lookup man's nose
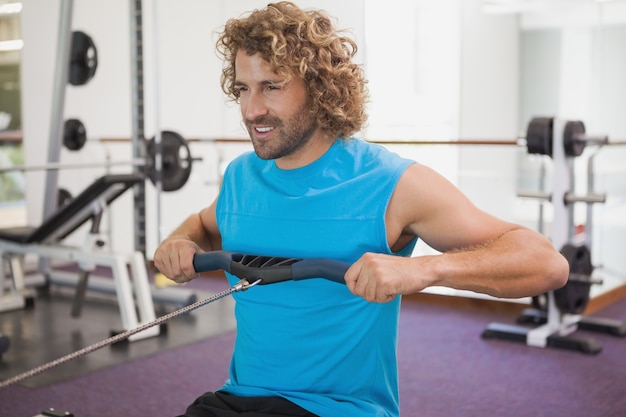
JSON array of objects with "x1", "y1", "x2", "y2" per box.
[{"x1": 242, "y1": 90, "x2": 269, "y2": 121}]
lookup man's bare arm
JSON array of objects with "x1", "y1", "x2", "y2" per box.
[{"x1": 346, "y1": 164, "x2": 569, "y2": 303}]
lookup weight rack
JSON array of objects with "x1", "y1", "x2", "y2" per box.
[{"x1": 482, "y1": 117, "x2": 626, "y2": 354}]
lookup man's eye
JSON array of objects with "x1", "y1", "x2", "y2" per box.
[{"x1": 234, "y1": 86, "x2": 248, "y2": 96}]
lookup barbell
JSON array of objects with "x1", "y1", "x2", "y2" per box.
[
  {"x1": 363, "y1": 117, "x2": 613, "y2": 155},
  {"x1": 526, "y1": 117, "x2": 609, "y2": 157},
  {"x1": 1, "y1": 117, "x2": 611, "y2": 192},
  {"x1": 0, "y1": 131, "x2": 197, "y2": 192}
]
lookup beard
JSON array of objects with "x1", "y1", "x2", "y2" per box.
[{"x1": 245, "y1": 101, "x2": 318, "y2": 161}]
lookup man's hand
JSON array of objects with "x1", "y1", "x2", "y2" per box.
[
  {"x1": 345, "y1": 253, "x2": 433, "y2": 303},
  {"x1": 153, "y1": 238, "x2": 203, "y2": 283}
]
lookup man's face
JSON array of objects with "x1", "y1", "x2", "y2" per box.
[{"x1": 234, "y1": 51, "x2": 320, "y2": 168}]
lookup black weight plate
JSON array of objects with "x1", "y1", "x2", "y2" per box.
[
  {"x1": 69, "y1": 31, "x2": 98, "y2": 86},
  {"x1": 57, "y1": 187, "x2": 73, "y2": 208},
  {"x1": 563, "y1": 121, "x2": 586, "y2": 157},
  {"x1": 526, "y1": 117, "x2": 553, "y2": 156},
  {"x1": 147, "y1": 131, "x2": 192, "y2": 192},
  {"x1": 554, "y1": 243, "x2": 593, "y2": 314},
  {"x1": 63, "y1": 118, "x2": 87, "y2": 151}
]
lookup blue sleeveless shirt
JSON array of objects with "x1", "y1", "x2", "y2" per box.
[{"x1": 216, "y1": 138, "x2": 415, "y2": 417}]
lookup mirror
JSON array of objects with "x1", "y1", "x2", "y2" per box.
[{"x1": 0, "y1": 0, "x2": 24, "y2": 224}]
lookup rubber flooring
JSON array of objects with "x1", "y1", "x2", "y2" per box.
[{"x1": 0, "y1": 283, "x2": 235, "y2": 388}]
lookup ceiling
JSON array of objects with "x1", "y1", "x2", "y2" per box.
[{"x1": 482, "y1": 0, "x2": 621, "y2": 14}]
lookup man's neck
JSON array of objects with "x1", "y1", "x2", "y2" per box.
[{"x1": 275, "y1": 133, "x2": 336, "y2": 170}]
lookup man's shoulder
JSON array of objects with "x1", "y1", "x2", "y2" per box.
[{"x1": 340, "y1": 137, "x2": 415, "y2": 168}]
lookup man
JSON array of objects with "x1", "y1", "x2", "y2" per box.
[{"x1": 154, "y1": 2, "x2": 569, "y2": 416}]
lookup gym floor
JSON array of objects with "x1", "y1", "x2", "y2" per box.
[
  {"x1": 2, "y1": 268, "x2": 626, "y2": 417},
  {"x1": 0, "y1": 272, "x2": 235, "y2": 389}
]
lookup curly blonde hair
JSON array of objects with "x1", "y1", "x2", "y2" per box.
[{"x1": 215, "y1": 1, "x2": 368, "y2": 138}]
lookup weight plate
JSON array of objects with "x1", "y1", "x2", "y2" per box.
[
  {"x1": 57, "y1": 187, "x2": 73, "y2": 208},
  {"x1": 147, "y1": 131, "x2": 192, "y2": 192},
  {"x1": 69, "y1": 31, "x2": 98, "y2": 86},
  {"x1": 554, "y1": 243, "x2": 594, "y2": 314},
  {"x1": 63, "y1": 118, "x2": 87, "y2": 151},
  {"x1": 563, "y1": 120, "x2": 586, "y2": 157},
  {"x1": 526, "y1": 117, "x2": 553, "y2": 156}
]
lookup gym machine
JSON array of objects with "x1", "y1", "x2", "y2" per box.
[
  {"x1": 0, "y1": 0, "x2": 201, "y2": 352},
  {"x1": 482, "y1": 117, "x2": 626, "y2": 354},
  {"x1": 0, "y1": 174, "x2": 160, "y2": 343}
]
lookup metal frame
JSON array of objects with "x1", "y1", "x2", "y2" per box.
[{"x1": 0, "y1": 237, "x2": 159, "y2": 342}]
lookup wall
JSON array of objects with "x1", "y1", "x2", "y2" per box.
[
  {"x1": 518, "y1": 1, "x2": 626, "y2": 290},
  {"x1": 458, "y1": 0, "x2": 521, "y2": 222},
  {"x1": 19, "y1": 0, "x2": 366, "y2": 255},
  {"x1": 19, "y1": 1, "x2": 536, "y2": 271}
]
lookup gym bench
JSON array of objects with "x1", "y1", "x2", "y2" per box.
[{"x1": 0, "y1": 173, "x2": 159, "y2": 342}]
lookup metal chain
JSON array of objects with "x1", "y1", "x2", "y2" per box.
[{"x1": 0, "y1": 278, "x2": 259, "y2": 390}]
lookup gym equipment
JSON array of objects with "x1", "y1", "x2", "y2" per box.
[
  {"x1": 69, "y1": 31, "x2": 97, "y2": 86},
  {"x1": 146, "y1": 130, "x2": 193, "y2": 192},
  {"x1": 0, "y1": 251, "x2": 349, "y2": 390},
  {"x1": 1, "y1": 1, "x2": 196, "y2": 340},
  {"x1": 482, "y1": 117, "x2": 626, "y2": 354},
  {"x1": 0, "y1": 132, "x2": 198, "y2": 192},
  {"x1": 525, "y1": 117, "x2": 608, "y2": 157},
  {"x1": 130, "y1": 0, "x2": 148, "y2": 256},
  {"x1": 34, "y1": 410, "x2": 74, "y2": 417},
  {"x1": 192, "y1": 251, "x2": 348, "y2": 285},
  {"x1": 0, "y1": 333, "x2": 9, "y2": 358},
  {"x1": 553, "y1": 244, "x2": 596, "y2": 315},
  {"x1": 40, "y1": 0, "x2": 148, "y2": 259},
  {"x1": 62, "y1": 118, "x2": 87, "y2": 151},
  {"x1": 57, "y1": 188, "x2": 73, "y2": 208},
  {"x1": 526, "y1": 117, "x2": 553, "y2": 156},
  {"x1": 0, "y1": 174, "x2": 159, "y2": 342},
  {"x1": 42, "y1": 0, "x2": 74, "y2": 229}
]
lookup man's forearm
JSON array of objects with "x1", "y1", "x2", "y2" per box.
[{"x1": 432, "y1": 228, "x2": 569, "y2": 299}]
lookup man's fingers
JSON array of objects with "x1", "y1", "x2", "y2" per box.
[
  {"x1": 154, "y1": 241, "x2": 201, "y2": 283},
  {"x1": 345, "y1": 254, "x2": 398, "y2": 303}
]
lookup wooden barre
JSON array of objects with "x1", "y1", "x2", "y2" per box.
[
  {"x1": 99, "y1": 138, "x2": 525, "y2": 145},
  {"x1": 1, "y1": 136, "x2": 619, "y2": 147},
  {"x1": 97, "y1": 137, "x2": 626, "y2": 146}
]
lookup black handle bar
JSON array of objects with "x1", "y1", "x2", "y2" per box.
[{"x1": 192, "y1": 251, "x2": 349, "y2": 285}]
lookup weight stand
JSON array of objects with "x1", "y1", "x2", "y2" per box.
[
  {"x1": 0, "y1": 253, "x2": 29, "y2": 313},
  {"x1": 516, "y1": 308, "x2": 626, "y2": 337},
  {"x1": 0, "y1": 242, "x2": 159, "y2": 343},
  {"x1": 482, "y1": 118, "x2": 624, "y2": 354},
  {"x1": 33, "y1": 408, "x2": 74, "y2": 417}
]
